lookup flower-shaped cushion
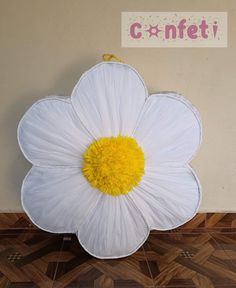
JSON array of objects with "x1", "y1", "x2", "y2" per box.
[{"x1": 18, "y1": 62, "x2": 202, "y2": 259}]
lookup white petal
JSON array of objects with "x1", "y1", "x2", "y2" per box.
[
  {"x1": 130, "y1": 165, "x2": 201, "y2": 230},
  {"x1": 71, "y1": 62, "x2": 148, "y2": 138},
  {"x1": 134, "y1": 93, "x2": 202, "y2": 166},
  {"x1": 18, "y1": 97, "x2": 93, "y2": 167},
  {"x1": 22, "y1": 166, "x2": 101, "y2": 233},
  {"x1": 77, "y1": 194, "x2": 149, "y2": 259}
]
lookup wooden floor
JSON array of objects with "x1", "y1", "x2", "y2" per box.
[{"x1": 0, "y1": 213, "x2": 236, "y2": 287}]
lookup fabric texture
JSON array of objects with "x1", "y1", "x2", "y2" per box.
[{"x1": 18, "y1": 62, "x2": 202, "y2": 259}]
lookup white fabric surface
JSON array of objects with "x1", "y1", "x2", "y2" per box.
[
  {"x1": 130, "y1": 165, "x2": 201, "y2": 230},
  {"x1": 18, "y1": 62, "x2": 202, "y2": 259},
  {"x1": 71, "y1": 62, "x2": 148, "y2": 138},
  {"x1": 134, "y1": 93, "x2": 202, "y2": 167},
  {"x1": 77, "y1": 194, "x2": 149, "y2": 259},
  {"x1": 18, "y1": 96, "x2": 93, "y2": 167},
  {"x1": 22, "y1": 166, "x2": 101, "y2": 233}
]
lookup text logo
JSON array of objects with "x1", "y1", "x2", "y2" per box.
[{"x1": 122, "y1": 12, "x2": 227, "y2": 47}]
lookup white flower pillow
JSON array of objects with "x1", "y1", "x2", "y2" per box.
[{"x1": 18, "y1": 62, "x2": 202, "y2": 259}]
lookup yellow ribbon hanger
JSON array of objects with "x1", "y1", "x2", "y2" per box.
[{"x1": 102, "y1": 54, "x2": 124, "y2": 63}]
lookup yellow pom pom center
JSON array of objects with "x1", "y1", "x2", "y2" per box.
[{"x1": 82, "y1": 136, "x2": 145, "y2": 196}]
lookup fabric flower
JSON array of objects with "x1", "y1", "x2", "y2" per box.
[{"x1": 18, "y1": 62, "x2": 202, "y2": 259}]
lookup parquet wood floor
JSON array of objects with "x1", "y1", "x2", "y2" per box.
[{"x1": 0, "y1": 213, "x2": 236, "y2": 287}]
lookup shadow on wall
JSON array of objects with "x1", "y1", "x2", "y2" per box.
[{"x1": 4, "y1": 56, "x2": 98, "y2": 209}]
